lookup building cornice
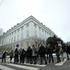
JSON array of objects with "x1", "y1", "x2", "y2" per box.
[{"x1": 2, "y1": 15, "x2": 55, "y2": 37}]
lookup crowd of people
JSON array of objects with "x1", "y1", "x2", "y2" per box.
[{"x1": 1, "y1": 36, "x2": 70, "y2": 65}]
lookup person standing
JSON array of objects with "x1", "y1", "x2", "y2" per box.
[
  {"x1": 2, "y1": 51, "x2": 7, "y2": 63},
  {"x1": 32, "y1": 45, "x2": 37, "y2": 64},
  {"x1": 55, "y1": 41, "x2": 61, "y2": 63},
  {"x1": 20, "y1": 48, "x2": 26, "y2": 64},
  {"x1": 47, "y1": 44, "x2": 54, "y2": 63},
  {"x1": 66, "y1": 44, "x2": 70, "y2": 60},
  {"x1": 9, "y1": 50, "x2": 13, "y2": 63},
  {"x1": 26, "y1": 46, "x2": 32, "y2": 64},
  {"x1": 58, "y1": 41, "x2": 64, "y2": 61},
  {"x1": 14, "y1": 48, "x2": 19, "y2": 64},
  {"x1": 38, "y1": 44, "x2": 47, "y2": 64}
]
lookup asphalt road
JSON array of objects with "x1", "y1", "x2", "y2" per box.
[
  {"x1": 0, "y1": 58, "x2": 70, "y2": 70},
  {"x1": 0, "y1": 53, "x2": 70, "y2": 70}
]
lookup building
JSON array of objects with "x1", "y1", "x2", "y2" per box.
[
  {"x1": 0, "y1": 16, "x2": 55, "y2": 51},
  {"x1": 0, "y1": 28, "x2": 3, "y2": 36}
]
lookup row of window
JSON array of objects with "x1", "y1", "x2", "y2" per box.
[
  {"x1": 7, "y1": 23, "x2": 48, "y2": 38},
  {"x1": 1, "y1": 33, "x2": 49, "y2": 46},
  {"x1": 0, "y1": 23, "x2": 51, "y2": 46}
]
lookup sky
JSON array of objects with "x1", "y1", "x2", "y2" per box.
[{"x1": 0, "y1": 0, "x2": 70, "y2": 42}]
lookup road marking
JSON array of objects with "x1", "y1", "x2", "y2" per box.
[
  {"x1": 55, "y1": 58, "x2": 67, "y2": 66},
  {"x1": 24, "y1": 63, "x2": 46, "y2": 67},
  {"x1": 0, "y1": 65, "x2": 15, "y2": 70},
  {"x1": 7, "y1": 63, "x2": 39, "y2": 70}
]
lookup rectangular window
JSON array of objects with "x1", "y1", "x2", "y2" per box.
[
  {"x1": 34, "y1": 23, "x2": 37, "y2": 28},
  {"x1": 21, "y1": 26, "x2": 24, "y2": 30},
  {"x1": 26, "y1": 23, "x2": 29, "y2": 27},
  {"x1": 17, "y1": 29, "x2": 20, "y2": 32},
  {"x1": 14, "y1": 36, "x2": 15, "y2": 42},
  {"x1": 26, "y1": 30, "x2": 29, "y2": 37}
]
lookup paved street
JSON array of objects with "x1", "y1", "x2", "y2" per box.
[
  {"x1": 0, "y1": 59, "x2": 70, "y2": 70},
  {"x1": 0, "y1": 62, "x2": 46, "y2": 70},
  {"x1": 40, "y1": 59, "x2": 70, "y2": 70},
  {"x1": 0, "y1": 54, "x2": 70, "y2": 70}
]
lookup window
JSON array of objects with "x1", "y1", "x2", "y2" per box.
[
  {"x1": 34, "y1": 23, "x2": 37, "y2": 28},
  {"x1": 42, "y1": 29, "x2": 43, "y2": 32},
  {"x1": 39, "y1": 27, "x2": 41, "y2": 30},
  {"x1": 15, "y1": 30, "x2": 16, "y2": 34},
  {"x1": 17, "y1": 29, "x2": 20, "y2": 32},
  {"x1": 17, "y1": 35, "x2": 19, "y2": 40},
  {"x1": 26, "y1": 23, "x2": 29, "y2": 27},
  {"x1": 26, "y1": 30, "x2": 29, "y2": 37},
  {"x1": 35, "y1": 30, "x2": 37, "y2": 37},
  {"x1": 27, "y1": 41, "x2": 29, "y2": 46},
  {"x1": 21, "y1": 26, "x2": 24, "y2": 30},
  {"x1": 14, "y1": 36, "x2": 16, "y2": 42},
  {"x1": 12, "y1": 32, "x2": 13, "y2": 35},
  {"x1": 12, "y1": 37, "x2": 13, "y2": 42}
]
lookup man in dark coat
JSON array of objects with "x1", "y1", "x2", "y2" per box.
[
  {"x1": 38, "y1": 44, "x2": 47, "y2": 64},
  {"x1": 20, "y1": 48, "x2": 26, "y2": 64},
  {"x1": 47, "y1": 44, "x2": 54, "y2": 63},
  {"x1": 2, "y1": 51, "x2": 7, "y2": 63},
  {"x1": 66, "y1": 44, "x2": 70, "y2": 60},
  {"x1": 14, "y1": 48, "x2": 19, "y2": 63},
  {"x1": 26, "y1": 46, "x2": 32, "y2": 64}
]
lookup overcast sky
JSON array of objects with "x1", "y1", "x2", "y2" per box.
[{"x1": 0, "y1": 0, "x2": 70, "y2": 42}]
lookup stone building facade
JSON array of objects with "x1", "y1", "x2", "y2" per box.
[{"x1": 0, "y1": 16, "x2": 55, "y2": 51}]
